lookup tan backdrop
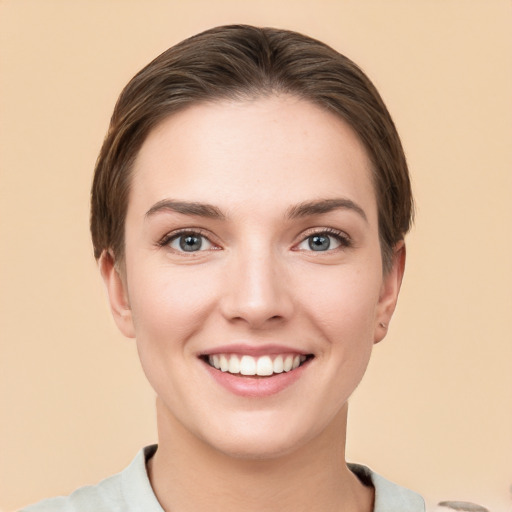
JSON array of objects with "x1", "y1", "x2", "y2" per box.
[{"x1": 1, "y1": 1, "x2": 511, "y2": 510}]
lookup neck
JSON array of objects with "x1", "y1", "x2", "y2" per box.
[{"x1": 148, "y1": 399, "x2": 374, "y2": 512}]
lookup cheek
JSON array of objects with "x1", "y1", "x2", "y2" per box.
[
  {"x1": 125, "y1": 265, "x2": 217, "y2": 397},
  {"x1": 297, "y1": 263, "x2": 382, "y2": 332},
  {"x1": 126, "y1": 262, "x2": 220, "y2": 342}
]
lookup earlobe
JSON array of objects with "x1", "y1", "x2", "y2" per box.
[
  {"x1": 374, "y1": 242, "x2": 406, "y2": 344},
  {"x1": 98, "y1": 250, "x2": 136, "y2": 338}
]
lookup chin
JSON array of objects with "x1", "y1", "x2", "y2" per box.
[
  {"x1": 196, "y1": 411, "x2": 326, "y2": 461},
  {"x1": 208, "y1": 432, "x2": 306, "y2": 461}
]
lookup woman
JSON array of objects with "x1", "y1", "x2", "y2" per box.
[{"x1": 23, "y1": 24, "x2": 423, "y2": 511}]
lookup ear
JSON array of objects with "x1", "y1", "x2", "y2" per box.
[
  {"x1": 98, "y1": 250, "x2": 135, "y2": 338},
  {"x1": 374, "y1": 241, "x2": 406, "y2": 344}
]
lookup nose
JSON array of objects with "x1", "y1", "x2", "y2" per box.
[{"x1": 220, "y1": 245, "x2": 294, "y2": 329}]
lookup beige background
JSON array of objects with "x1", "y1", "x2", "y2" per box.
[{"x1": 1, "y1": 1, "x2": 511, "y2": 510}]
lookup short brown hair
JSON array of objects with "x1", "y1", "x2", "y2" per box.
[{"x1": 91, "y1": 24, "x2": 413, "y2": 272}]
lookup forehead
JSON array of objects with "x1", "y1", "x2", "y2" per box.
[{"x1": 129, "y1": 95, "x2": 376, "y2": 219}]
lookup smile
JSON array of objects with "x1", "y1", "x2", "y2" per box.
[{"x1": 207, "y1": 354, "x2": 310, "y2": 376}]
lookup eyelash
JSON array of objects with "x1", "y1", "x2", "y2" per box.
[
  {"x1": 157, "y1": 229, "x2": 218, "y2": 252},
  {"x1": 157, "y1": 227, "x2": 352, "y2": 253},
  {"x1": 295, "y1": 228, "x2": 352, "y2": 252}
]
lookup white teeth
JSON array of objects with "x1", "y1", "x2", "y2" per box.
[
  {"x1": 219, "y1": 355, "x2": 229, "y2": 372},
  {"x1": 273, "y1": 355, "x2": 284, "y2": 373},
  {"x1": 256, "y1": 356, "x2": 273, "y2": 376},
  {"x1": 228, "y1": 355, "x2": 240, "y2": 374},
  {"x1": 240, "y1": 355, "x2": 256, "y2": 375},
  {"x1": 207, "y1": 353, "x2": 308, "y2": 376}
]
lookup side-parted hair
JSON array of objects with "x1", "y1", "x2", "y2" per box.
[{"x1": 91, "y1": 24, "x2": 413, "y2": 272}]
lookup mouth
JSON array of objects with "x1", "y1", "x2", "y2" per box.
[{"x1": 201, "y1": 353, "x2": 314, "y2": 377}]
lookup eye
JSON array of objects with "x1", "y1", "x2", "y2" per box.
[
  {"x1": 164, "y1": 231, "x2": 215, "y2": 253},
  {"x1": 295, "y1": 230, "x2": 350, "y2": 252}
]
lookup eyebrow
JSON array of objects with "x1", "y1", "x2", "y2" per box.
[
  {"x1": 145, "y1": 200, "x2": 225, "y2": 219},
  {"x1": 145, "y1": 197, "x2": 367, "y2": 223},
  {"x1": 286, "y1": 198, "x2": 368, "y2": 222}
]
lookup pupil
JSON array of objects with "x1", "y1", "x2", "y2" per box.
[
  {"x1": 309, "y1": 235, "x2": 330, "y2": 251},
  {"x1": 180, "y1": 235, "x2": 202, "y2": 252}
]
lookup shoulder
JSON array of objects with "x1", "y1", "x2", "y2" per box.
[
  {"x1": 20, "y1": 472, "x2": 124, "y2": 512},
  {"x1": 20, "y1": 446, "x2": 162, "y2": 512},
  {"x1": 349, "y1": 463, "x2": 425, "y2": 512}
]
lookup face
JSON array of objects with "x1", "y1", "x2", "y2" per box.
[{"x1": 101, "y1": 95, "x2": 404, "y2": 459}]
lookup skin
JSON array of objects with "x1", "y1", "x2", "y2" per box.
[{"x1": 100, "y1": 95, "x2": 405, "y2": 512}]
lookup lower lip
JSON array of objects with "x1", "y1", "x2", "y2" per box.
[{"x1": 202, "y1": 359, "x2": 310, "y2": 397}]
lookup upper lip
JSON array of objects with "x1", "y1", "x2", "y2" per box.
[{"x1": 198, "y1": 343, "x2": 312, "y2": 357}]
